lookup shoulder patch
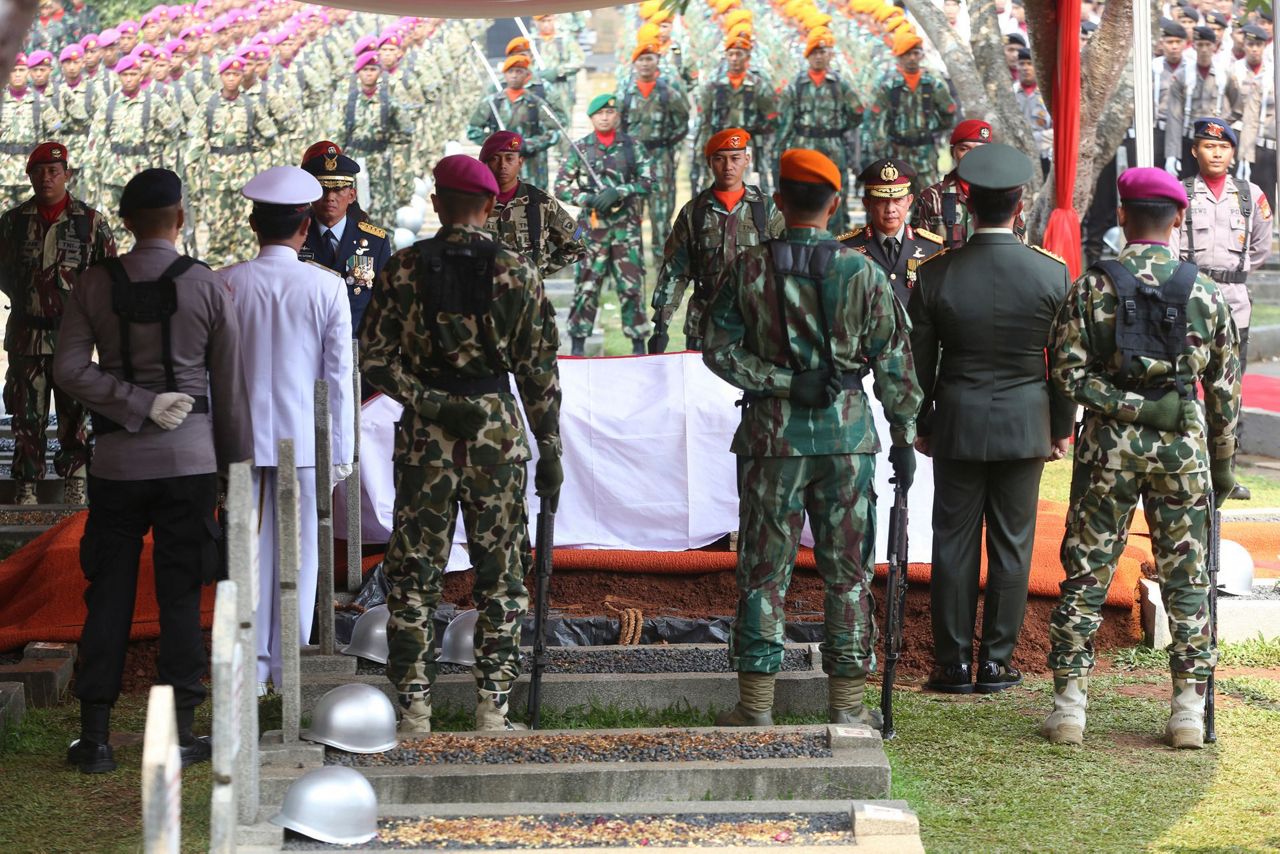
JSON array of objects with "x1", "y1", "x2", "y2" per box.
[
  {"x1": 304, "y1": 260, "x2": 342, "y2": 278},
  {"x1": 1032, "y1": 245, "x2": 1066, "y2": 265},
  {"x1": 1258, "y1": 193, "x2": 1272, "y2": 221},
  {"x1": 915, "y1": 228, "x2": 943, "y2": 244},
  {"x1": 834, "y1": 229, "x2": 859, "y2": 242},
  {"x1": 358, "y1": 221, "x2": 387, "y2": 239}
]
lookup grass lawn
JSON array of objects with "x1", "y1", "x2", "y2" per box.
[
  {"x1": 1250, "y1": 302, "x2": 1280, "y2": 327},
  {"x1": 1039, "y1": 451, "x2": 1280, "y2": 506}
]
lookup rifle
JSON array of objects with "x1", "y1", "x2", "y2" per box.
[
  {"x1": 527, "y1": 506, "x2": 555, "y2": 729},
  {"x1": 880, "y1": 478, "x2": 909, "y2": 739},
  {"x1": 1205, "y1": 489, "x2": 1219, "y2": 743},
  {"x1": 513, "y1": 17, "x2": 545, "y2": 69}
]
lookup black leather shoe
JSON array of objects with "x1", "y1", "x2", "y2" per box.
[
  {"x1": 1230, "y1": 483, "x2": 1251, "y2": 501},
  {"x1": 180, "y1": 736, "x2": 213, "y2": 768},
  {"x1": 975, "y1": 661, "x2": 1023, "y2": 694},
  {"x1": 66, "y1": 739, "x2": 117, "y2": 774},
  {"x1": 924, "y1": 663, "x2": 974, "y2": 694}
]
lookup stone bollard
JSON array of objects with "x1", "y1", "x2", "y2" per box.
[
  {"x1": 346, "y1": 338, "x2": 362, "y2": 593},
  {"x1": 225, "y1": 462, "x2": 260, "y2": 825},
  {"x1": 277, "y1": 439, "x2": 302, "y2": 744},
  {"x1": 141, "y1": 685, "x2": 181, "y2": 854},
  {"x1": 314, "y1": 379, "x2": 335, "y2": 655},
  {"x1": 209, "y1": 580, "x2": 241, "y2": 853}
]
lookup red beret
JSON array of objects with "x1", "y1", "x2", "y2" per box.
[
  {"x1": 479, "y1": 131, "x2": 525, "y2": 162},
  {"x1": 1117, "y1": 167, "x2": 1188, "y2": 210},
  {"x1": 27, "y1": 141, "x2": 68, "y2": 172},
  {"x1": 951, "y1": 119, "x2": 992, "y2": 145},
  {"x1": 301, "y1": 139, "x2": 342, "y2": 165},
  {"x1": 433, "y1": 154, "x2": 499, "y2": 196}
]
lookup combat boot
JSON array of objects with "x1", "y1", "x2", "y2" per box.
[
  {"x1": 397, "y1": 691, "x2": 432, "y2": 736},
  {"x1": 1040, "y1": 673, "x2": 1088, "y2": 746},
  {"x1": 476, "y1": 684, "x2": 527, "y2": 731},
  {"x1": 631, "y1": 338, "x2": 645, "y2": 356},
  {"x1": 715, "y1": 672, "x2": 775, "y2": 726},
  {"x1": 175, "y1": 707, "x2": 211, "y2": 768},
  {"x1": 828, "y1": 675, "x2": 883, "y2": 729},
  {"x1": 570, "y1": 337, "x2": 585, "y2": 357},
  {"x1": 1165, "y1": 676, "x2": 1207, "y2": 749},
  {"x1": 14, "y1": 480, "x2": 38, "y2": 505},
  {"x1": 63, "y1": 474, "x2": 87, "y2": 506}
]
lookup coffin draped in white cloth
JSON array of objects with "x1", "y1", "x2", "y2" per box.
[{"x1": 335, "y1": 353, "x2": 935, "y2": 568}]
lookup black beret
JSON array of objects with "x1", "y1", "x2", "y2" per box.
[
  {"x1": 1081, "y1": 20, "x2": 1100, "y2": 34},
  {"x1": 1206, "y1": 11, "x2": 1228, "y2": 27},
  {"x1": 1192, "y1": 25, "x2": 1216, "y2": 41},
  {"x1": 119, "y1": 168, "x2": 182, "y2": 215},
  {"x1": 1261, "y1": 8, "x2": 1274, "y2": 22},
  {"x1": 1016, "y1": 47, "x2": 1032, "y2": 61},
  {"x1": 1006, "y1": 32, "x2": 1027, "y2": 47},
  {"x1": 1243, "y1": 23, "x2": 1270, "y2": 41},
  {"x1": 1160, "y1": 17, "x2": 1188, "y2": 39}
]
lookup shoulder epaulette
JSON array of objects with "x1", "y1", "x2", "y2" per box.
[
  {"x1": 1032, "y1": 245, "x2": 1066, "y2": 265},
  {"x1": 915, "y1": 228, "x2": 943, "y2": 244},
  {"x1": 305, "y1": 260, "x2": 341, "y2": 278},
  {"x1": 918, "y1": 247, "x2": 949, "y2": 265},
  {"x1": 834, "y1": 229, "x2": 859, "y2": 242},
  {"x1": 358, "y1": 221, "x2": 387, "y2": 239}
]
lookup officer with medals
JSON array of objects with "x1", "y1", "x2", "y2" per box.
[
  {"x1": 298, "y1": 140, "x2": 392, "y2": 336},
  {"x1": 838, "y1": 158, "x2": 943, "y2": 306}
]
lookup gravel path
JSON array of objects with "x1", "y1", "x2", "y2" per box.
[{"x1": 356, "y1": 646, "x2": 810, "y2": 676}]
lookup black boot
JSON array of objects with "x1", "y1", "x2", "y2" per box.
[
  {"x1": 176, "y1": 707, "x2": 212, "y2": 768},
  {"x1": 570, "y1": 337, "x2": 585, "y2": 357},
  {"x1": 67, "y1": 702, "x2": 116, "y2": 774},
  {"x1": 631, "y1": 337, "x2": 645, "y2": 356}
]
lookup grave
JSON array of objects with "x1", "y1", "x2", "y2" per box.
[
  {"x1": 0, "y1": 640, "x2": 75, "y2": 707},
  {"x1": 141, "y1": 685, "x2": 182, "y2": 854},
  {"x1": 1141, "y1": 577, "x2": 1280, "y2": 647}
]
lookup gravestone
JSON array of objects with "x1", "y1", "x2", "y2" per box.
[
  {"x1": 141, "y1": 685, "x2": 181, "y2": 854},
  {"x1": 314, "y1": 379, "x2": 335, "y2": 654},
  {"x1": 276, "y1": 439, "x2": 301, "y2": 744},
  {"x1": 209, "y1": 580, "x2": 242, "y2": 853},
  {"x1": 225, "y1": 462, "x2": 260, "y2": 824},
  {"x1": 346, "y1": 339, "x2": 362, "y2": 593}
]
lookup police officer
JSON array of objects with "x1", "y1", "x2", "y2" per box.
[
  {"x1": 52, "y1": 168, "x2": 251, "y2": 773},
  {"x1": 298, "y1": 140, "x2": 392, "y2": 336},
  {"x1": 0, "y1": 141, "x2": 115, "y2": 506},
  {"x1": 1172, "y1": 117, "x2": 1271, "y2": 500},
  {"x1": 359, "y1": 155, "x2": 563, "y2": 734},
  {"x1": 703, "y1": 149, "x2": 920, "y2": 729},
  {"x1": 219, "y1": 166, "x2": 355, "y2": 694},
  {"x1": 479, "y1": 130, "x2": 586, "y2": 277},
  {"x1": 1044, "y1": 167, "x2": 1240, "y2": 750},
  {"x1": 907, "y1": 144, "x2": 1075, "y2": 695},
  {"x1": 839, "y1": 158, "x2": 943, "y2": 307}
]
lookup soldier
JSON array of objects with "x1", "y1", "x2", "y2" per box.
[
  {"x1": 359, "y1": 154, "x2": 563, "y2": 733},
  {"x1": 0, "y1": 55, "x2": 64, "y2": 213},
  {"x1": 336, "y1": 52, "x2": 414, "y2": 228},
  {"x1": 0, "y1": 142, "x2": 115, "y2": 505},
  {"x1": 298, "y1": 141, "x2": 393, "y2": 336},
  {"x1": 555, "y1": 93, "x2": 655, "y2": 356},
  {"x1": 1164, "y1": 27, "x2": 1235, "y2": 178},
  {"x1": 479, "y1": 130, "x2": 586, "y2": 277},
  {"x1": 219, "y1": 166, "x2": 355, "y2": 694},
  {"x1": 776, "y1": 28, "x2": 864, "y2": 234},
  {"x1": 839, "y1": 159, "x2": 943, "y2": 307},
  {"x1": 466, "y1": 55, "x2": 563, "y2": 190},
  {"x1": 54, "y1": 44, "x2": 101, "y2": 156},
  {"x1": 912, "y1": 120, "x2": 1027, "y2": 249},
  {"x1": 1171, "y1": 118, "x2": 1271, "y2": 500},
  {"x1": 1043, "y1": 167, "x2": 1240, "y2": 750},
  {"x1": 703, "y1": 149, "x2": 920, "y2": 728},
  {"x1": 52, "y1": 168, "x2": 250, "y2": 773},
  {"x1": 26, "y1": 0, "x2": 68, "y2": 54},
  {"x1": 533, "y1": 14, "x2": 586, "y2": 116},
  {"x1": 650, "y1": 129, "x2": 783, "y2": 354},
  {"x1": 907, "y1": 144, "x2": 1074, "y2": 695},
  {"x1": 692, "y1": 31, "x2": 778, "y2": 195},
  {"x1": 871, "y1": 29, "x2": 956, "y2": 193},
  {"x1": 618, "y1": 40, "x2": 690, "y2": 260},
  {"x1": 1012, "y1": 48, "x2": 1054, "y2": 179}
]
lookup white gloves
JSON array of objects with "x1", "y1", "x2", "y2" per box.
[
  {"x1": 149, "y1": 392, "x2": 194, "y2": 430},
  {"x1": 332, "y1": 463, "x2": 353, "y2": 482},
  {"x1": 1236, "y1": 159, "x2": 1252, "y2": 181},
  {"x1": 1164, "y1": 156, "x2": 1181, "y2": 175}
]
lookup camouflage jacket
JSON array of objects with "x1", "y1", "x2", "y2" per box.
[
  {"x1": 703, "y1": 226, "x2": 921, "y2": 456},
  {"x1": 0, "y1": 89, "x2": 64, "y2": 188},
  {"x1": 466, "y1": 88, "x2": 564, "y2": 155},
  {"x1": 486, "y1": 181, "x2": 587, "y2": 277},
  {"x1": 185, "y1": 90, "x2": 279, "y2": 187},
  {"x1": 0, "y1": 195, "x2": 117, "y2": 355},
  {"x1": 912, "y1": 172, "x2": 1027, "y2": 250},
  {"x1": 871, "y1": 70, "x2": 956, "y2": 146},
  {"x1": 1051, "y1": 243, "x2": 1240, "y2": 474},
  {"x1": 34, "y1": 83, "x2": 91, "y2": 134},
  {"x1": 55, "y1": 76, "x2": 108, "y2": 137},
  {"x1": 652, "y1": 185, "x2": 785, "y2": 336},
  {"x1": 88, "y1": 88, "x2": 182, "y2": 186},
  {"x1": 334, "y1": 80, "x2": 414, "y2": 152},
  {"x1": 554, "y1": 131, "x2": 654, "y2": 215},
  {"x1": 777, "y1": 70, "x2": 864, "y2": 152},
  {"x1": 617, "y1": 76, "x2": 690, "y2": 149},
  {"x1": 359, "y1": 223, "x2": 562, "y2": 466},
  {"x1": 537, "y1": 33, "x2": 586, "y2": 84},
  {"x1": 695, "y1": 70, "x2": 779, "y2": 141}
]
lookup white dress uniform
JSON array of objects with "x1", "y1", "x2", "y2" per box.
[{"x1": 219, "y1": 166, "x2": 355, "y2": 687}]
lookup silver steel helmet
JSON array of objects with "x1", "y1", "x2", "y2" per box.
[
  {"x1": 270, "y1": 766, "x2": 378, "y2": 845},
  {"x1": 302, "y1": 683, "x2": 399, "y2": 753},
  {"x1": 437, "y1": 608, "x2": 478, "y2": 666},
  {"x1": 1217, "y1": 539, "x2": 1255, "y2": 596},
  {"x1": 343, "y1": 604, "x2": 390, "y2": 664}
]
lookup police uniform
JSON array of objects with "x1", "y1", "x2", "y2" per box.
[
  {"x1": 906, "y1": 144, "x2": 1075, "y2": 695},
  {"x1": 838, "y1": 159, "x2": 943, "y2": 307},
  {"x1": 52, "y1": 168, "x2": 252, "y2": 773},
  {"x1": 298, "y1": 141, "x2": 393, "y2": 336},
  {"x1": 218, "y1": 166, "x2": 355, "y2": 691}
]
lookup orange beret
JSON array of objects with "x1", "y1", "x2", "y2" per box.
[
  {"x1": 872, "y1": 5, "x2": 898, "y2": 22},
  {"x1": 649, "y1": 9, "x2": 673, "y2": 25},
  {"x1": 636, "y1": 22, "x2": 662, "y2": 43},
  {"x1": 804, "y1": 27, "x2": 835, "y2": 55},
  {"x1": 502, "y1": 54, "x2": 531, "y2": 72},
  {"x1": 632, "y1": 41, "x2": 661, "y2": 62},
  {"x1": 724, "y1": 34, "x2": 754, "y2": 51},
  {"x1": 704, "y1": 127, "x2": 751, "y2": 159},
  {"x1": 638, "y1": 0, "x2": 664, "y2": 18},
  {"x1": 505, "y1": 36, "x2": 530, "y2": 55},
  {"x1": 724, "y1": 9, "x2": 753, "y2": 28},
  {"x1": 779, "y1": 148, "x2": 841, "y2": 191},
  {"x1": 886, "y1": 17, "x2": 912, "y2": 34},
  {"x1": 892, "y1": 29, "x2": 923, "y2": 56}
]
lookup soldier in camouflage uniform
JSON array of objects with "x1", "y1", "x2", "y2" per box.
[
  {"x1": 466, "y1": 55, "x2": 564, "y2": 190},
  {"x1": 1043, "y1": 167, "x2": 1241, "y2": 750},
  {"x1": 480, "y1": 130, "x2": 586, "y2": 277},
  {"x1": 533, "y1": 15, "x2": 586, "y2": 117},
  {"x1": 555, "y1": 93, "x2": 655, "y2": 356},
  {"x1": 650, "y1": 128, "x2": 783, "y2": 353},
  {"x1": 336, "y1": 52, "x2": 414, "y2": 229},
  {"x1": 912, "y1": 119, "x2": 1027, "y2": 250},
  {"x1": 53, "y1": 44, "x2": 100, "y2": 179},
  {"x1": 777, "y1": 28, "x2": 864, "y2": 234},
  {"x1": 618, "y1": 41, "x2": 690, "y2": 260},
  {"x1": 0, "y1": 143, "x2": 116, "y2": 505},
  {"x1": 871, "y1": 31, "x2": 956, "y2": 194},
  {"x1": 703, "y1": 149, "x2": 920, "y2": 729},
  {"x1": 693, "y1": 33, "x2": 779, "y2": 195},
  {"x1": 359, "y1": 154, "x2": 562, "y2": 734},
  {"x1": 1, "y1": 55, "x2": 64, "y2": 213}
]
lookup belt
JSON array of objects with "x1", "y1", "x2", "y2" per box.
[
  {"x1": 889, "y1": 133, "x2": 934, "y2": 147},
  {"x1": 0, "y1": 142, "x2": 29, "y2": 155},
  {"x1": 1156, "y1": 120, "x2": 1167, "y2": 131},
  {"x1": 1204, "y1": 268, "x2": 1247, "y2": 284},
  {"x1": 110, "y1": 143, "x2": 148, "y2": 156},
  {"x1": 796, "y1": 127, "x2": 846, "y2": 139},
  {"x1": 418, "y1": 373, "x2": 511, "y2": 395},
  {"x1": 91, "y1": 394, "x2": 210, "y2": 435},
  {"x1": 1259, "y1": 139, "x2": 1278, "y2": 151},
  {"x1": 740, "y1": 370, "x2": 866, "y2": 405}
]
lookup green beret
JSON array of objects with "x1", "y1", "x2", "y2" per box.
[
  {"x1": 588, "y1": 92, "x2": 618, "y2": 116},
  {"x1": 955, "y1": 142, "x2": 1033, "y2": 190}
]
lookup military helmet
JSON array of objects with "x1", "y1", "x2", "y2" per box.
[
  {"x1": 342, "y1": 604, "x2": 389, "y2": 664},
  {"x1": 302, "y1": 684, "x2": 399, "y2": 753},
  {"x1": 270, "y1": 766, "x2": 378, "y2": 845},
  {"x1": 1217, "y1": 540, "x2": 1255, "y2": 597},
  {"x1": 437, "y1": 609, "x2": 479, "y2": 666}
]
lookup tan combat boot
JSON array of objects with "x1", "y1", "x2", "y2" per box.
[
  {"x1": 63, "y1": 475, "x2": 87, "y2": 506},
  {"x1": 715, "y1": 672, "x2": 776, "y2": 726},
  {"x1": 14, "y1": 480, "x2": 38, "y2": 505},
  {"x1": 1165, "y1": 677, "x2": 1207, "y2": 749},
  {"x1": 829, "y1": 675, "x2": 883, "y2": 729},
  {"x1": 397, "y1": 691, "x2": 432, "y2": 736},
  {"x1": 476, "y1": 685, "x2": 527, "y2": 731},
  {"x1": 1040, "y1": 673, "x2": 1088, "y2": 746}
]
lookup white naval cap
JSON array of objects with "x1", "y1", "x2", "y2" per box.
[{"x1": 241, "y1": 165, "x2": 323, "y2": 205}]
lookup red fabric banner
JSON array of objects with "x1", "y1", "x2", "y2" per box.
[{"x1": 1041, "y1": 0, "x2": 1083, "y2": 278}]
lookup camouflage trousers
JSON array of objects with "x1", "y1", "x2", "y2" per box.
[
  {"x1": 353, "y1": 150, "x2": 399, "y2": 232},
  {"x1": 732, "y1": 453, "x2": 878, "y2": 678},
  {"x1": 645, "y1": 149, "x2": 678, "y2": 258},
  {"x1": 383, "y1": 461, "x2": 531, "y2": 696},
  {"x1": 202, "y1": 183, "x2": 256, "y2": 268},
  {"x1": 3, "y1": 354, "x2": 89, "y2": 481},
  {"x1": 888, "y1": 142, "x2": 942, "y2": 195},
  {"x1": 569, "y1": 210, "x2": 652, "y2": 341},
  {"x1": 1049, "y1": 464, "x2": 1214, "y2": 679}
]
